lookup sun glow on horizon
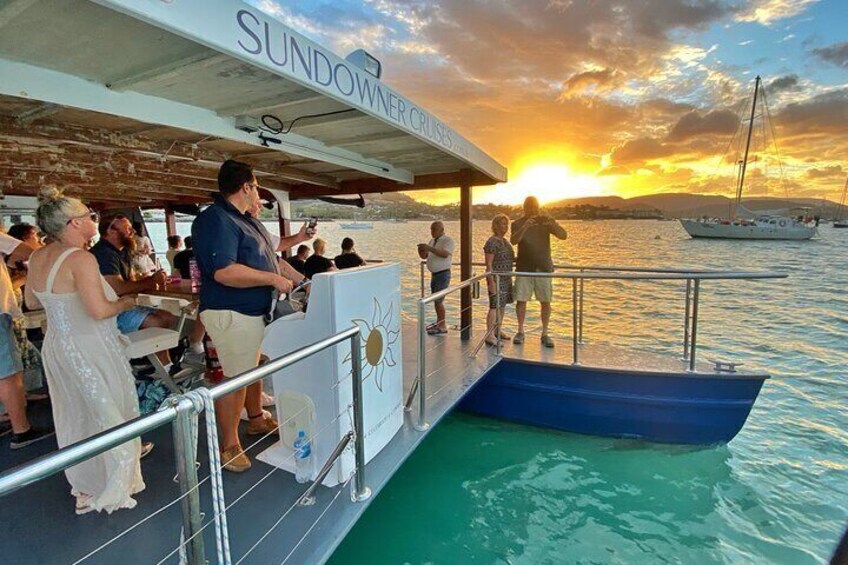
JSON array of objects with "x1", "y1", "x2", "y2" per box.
[{"x1": 480, "y1": 162, "x2": 609, "y2": 205}]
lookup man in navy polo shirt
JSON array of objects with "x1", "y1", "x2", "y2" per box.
[{"x1": 193, "y1": 160, "x2": 295, "y2": 472}]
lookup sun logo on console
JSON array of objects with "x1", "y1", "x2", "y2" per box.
[{"x1": 344, "y1": 297, "x2": 400, "y2": 392}]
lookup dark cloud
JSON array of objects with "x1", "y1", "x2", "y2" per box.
[
  {"x1": 666, "y1": 110, "x2": 739, "y2": 141},
  {"x1": 561, "y1": 69, "x2": 622, "y2": 98},
  {"x1": 806, "y1": 165, "x2": 844, "y2": 179},
  {"x1": 640, "y1": 99, "x2": 697, "y2": 117},
  {"x1": 812, "y1": 42, "x2": 848, "y2": 69},
  {"x1": 408, "y1": 0, "x2": 733, "y2": 83},
  {"x1": 776, "y1": 88, "x2": 848, "y2": 135},
  {"x1": 768, "y1": 74, "x2": 801, "y2": 93},
  {"x1": 610, "y1": 137, "x2": 675, "y2": 165}
]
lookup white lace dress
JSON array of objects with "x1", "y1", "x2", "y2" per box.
[{"x1": 34, "y1": 247, "x2": 144, "y2": 514}]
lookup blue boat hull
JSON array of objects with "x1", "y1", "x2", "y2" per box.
[{"x1": 458, "y1": 359, "x2": 766, "y2": 445}]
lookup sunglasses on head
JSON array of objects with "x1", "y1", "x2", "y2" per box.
[{"x1": 66, "y1": 210, "x2": 99, "y2": 225}]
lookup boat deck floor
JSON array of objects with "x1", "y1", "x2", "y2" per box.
[{"x1": 0, "y1": 321, "x2": 760, "y2": 564}]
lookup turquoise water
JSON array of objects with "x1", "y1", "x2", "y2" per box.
[{"x1": 149, "y1": 219, "x2": 848, "y2": 563}]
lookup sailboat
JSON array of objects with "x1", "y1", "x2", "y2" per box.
[
  {"x1": 834, "y1": 177, "x2": 848, "y2": 228},
  {"x1": 680, "y1": 76, "x2": 817, "y2": 241},
  {"x1": 339, "y1": 217, "x2": 374, "y2": 230}
]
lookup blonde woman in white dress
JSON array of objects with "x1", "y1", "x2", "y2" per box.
[{"x1": 25, "y1": 188, "x2": 146, "y2": 515}]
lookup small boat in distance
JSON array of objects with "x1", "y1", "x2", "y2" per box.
[
  {"x1": 834, "y1": 177, "x2": 848, "y2": 228},
  {"x1": 680, "y1": 76, "x2": 816, "y2": 241},
  {"x1": 340, "y1": 220, "x2": 374, "y2": 229}
]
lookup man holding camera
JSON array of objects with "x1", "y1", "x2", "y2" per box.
[{"x1": 510, "y1": 196, "x2": 567, "y2": 348}]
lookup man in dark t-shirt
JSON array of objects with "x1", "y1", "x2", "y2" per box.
[
  {"x1": 333, "y1": 237, "x2": 366, "y2": 270},
  {"x1": 285, "y1": 244, "x2": 309, "y2": 275},
  {"x1": 304, "y1": 238, "x2": 334, "y2": 279},
  {"x1": 89, "y1": 215, "x2": 172, "y2": 335},
  {"x1": 172, "y1": 236, "x2": 195, "y2": 279},
  {"x1": 510, "y1": 196, "x2": 567, "y2": 348}
]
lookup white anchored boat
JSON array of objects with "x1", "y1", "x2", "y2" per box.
[{"x1": 680, "y1": 76, "x2": 817, "y2": 241}]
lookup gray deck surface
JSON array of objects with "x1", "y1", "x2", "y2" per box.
[
  {"x1": 0, "y1": 320, "x2": 761, "y2": 564},
  {"x1": 0, "y1": 319, "x2": 498, "y2": 565}
]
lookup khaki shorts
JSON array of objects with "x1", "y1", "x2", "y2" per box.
[
  {"x1": 200, "y1": 309, "x2": 265, "y2": 378},
  {"x1": 514, "y1": 276, "x2": 553, "y2": 302}
]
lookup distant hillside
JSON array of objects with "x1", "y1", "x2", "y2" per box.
[{"x1": 285, "y1": 191, "x2": 837, "y2": 220}]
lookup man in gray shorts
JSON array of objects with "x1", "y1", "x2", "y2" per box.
[
  {"x1": 417, "y1": 221, "x2": 455, "y2": 335},
  {"x1": 510, "y1": 196, "x2": 567, "y2": 348}
]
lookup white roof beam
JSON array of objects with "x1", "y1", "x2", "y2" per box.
[
  {"x1": 0, "y1": 0, "x2": 40, "y2": 29},
  {"x1": 0, "y1": 57, "x2": 412, "y2": 185},
  {"x1": 216, "y1": 93, "x2": 325, "y2": 117},
  {"x1": 106, "y1": 52, "x2": 230, "y2": 91},
  {"x1": 324, "y1": 131, "x2": 411, "y2": 148},
  {"x1": 290, "y1": 112, "x2": 369, "y2": 132}
]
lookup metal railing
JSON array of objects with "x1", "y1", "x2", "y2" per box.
[
  {"x1": 0, "y1": 326, "x2": 368, "y2": 565},
  {"x1": 416, "y1": 260, "x2": 785, "y2": 351},
  {"x1": 404, "y1": 273, "x2": 490, "y2": 430},
  {"x1": 406, "y1": 267, "x2": 786, "y2": 432}
]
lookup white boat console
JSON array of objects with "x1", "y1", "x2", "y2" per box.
[{"x1": 258, "y1": 263, "x2": 404, "y2": 486}]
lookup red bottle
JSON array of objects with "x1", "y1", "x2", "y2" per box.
[{"x1": 202, "y1": 333, "x2": 224, "y2": 384}]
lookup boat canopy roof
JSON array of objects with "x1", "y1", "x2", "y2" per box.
[{"x1": 0, "y1": 0, "x2": 506, "y2": 208}]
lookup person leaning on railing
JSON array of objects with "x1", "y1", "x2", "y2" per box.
[
  {"x1": 484, "y1": 214, "x2": 515, "y2": 346},
  {"x1": 25, "y1": 187, "x2": 146, "y2": 515},
  {"x1": 417, "y1": 221, "x2": 455, "y2": 335},
  {"x1": 191, "y1": 160, "x2": 297, "y2": 473}
]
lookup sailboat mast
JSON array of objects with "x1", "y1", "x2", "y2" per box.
[
  {"x1": 735, "y1": 75, "x2": 761, "y2": 218},
  {"x1": 837, "y1": 176, "x2": 848, "y2": 222}
]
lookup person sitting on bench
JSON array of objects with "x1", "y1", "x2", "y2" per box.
[{"x1": 90, "y1": 214, "x2": 178, "y2": 372}]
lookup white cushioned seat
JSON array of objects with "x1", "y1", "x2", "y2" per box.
[
  {"x1": 23, "y1": 310, "x2": 47, "y2": 330},
  {"x1": 124, "y1": 327, "x2": 180, "y2": 359}
]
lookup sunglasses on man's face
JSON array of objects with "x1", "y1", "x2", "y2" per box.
[{"x1": 66, "y1": 210, "x2": 100, "y2": 225}]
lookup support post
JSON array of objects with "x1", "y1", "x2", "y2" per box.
[
  {"x1": 688, "y1": 279, "x2": 700, "y2": 372},
  {"x1": 578, "y1": 272, "x2": 585, "y2": 344},
  {"x1": 572, "y1": 277, "x2": 579, "y2": 365},
  {"x1": 277, "y1": 192, "x2": 292, "y2": 256},
  {"x1": 415, "y1": 299, "x2": 429, "y2": 431},
  {"x1": 419, "y1": 261, "x2": 426, "y2": 298},
  {"x1": 682, "y1": 279, "x2": 692, "y2": 360},
  {"x1": 495, "y1": 274, "x2": 502, "y2": 357},
  {"x1": 164, "y1": 207, "x2": 177, "y2": 238},
  {"x1": 350, "y1": 331, "x2": 371, "y2": 501},
  {"x1": 172, "y1": 400, "x2": 205, "y2": 565},
  {"x1": 460, "y1": 180, "x2": 472, "y2": 341}
]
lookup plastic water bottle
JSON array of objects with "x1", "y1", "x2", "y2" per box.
[{"x1": 293, "y1": 430, "x2": 311, "y2": 483}]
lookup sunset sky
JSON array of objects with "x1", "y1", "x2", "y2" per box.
[{"x1": 258, "y1": 0, "x2": 848, "y2": 205}]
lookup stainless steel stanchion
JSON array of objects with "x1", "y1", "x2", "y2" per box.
[
  {"x1": 415, "y1": 299, "x2": 430, "y2": 431},
  {"x1": 172, "y1": 399, "x2": 205, "y2": 565},
  {"x1": 350, "y1": 331, "x2": 372, "y2": 501}
]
